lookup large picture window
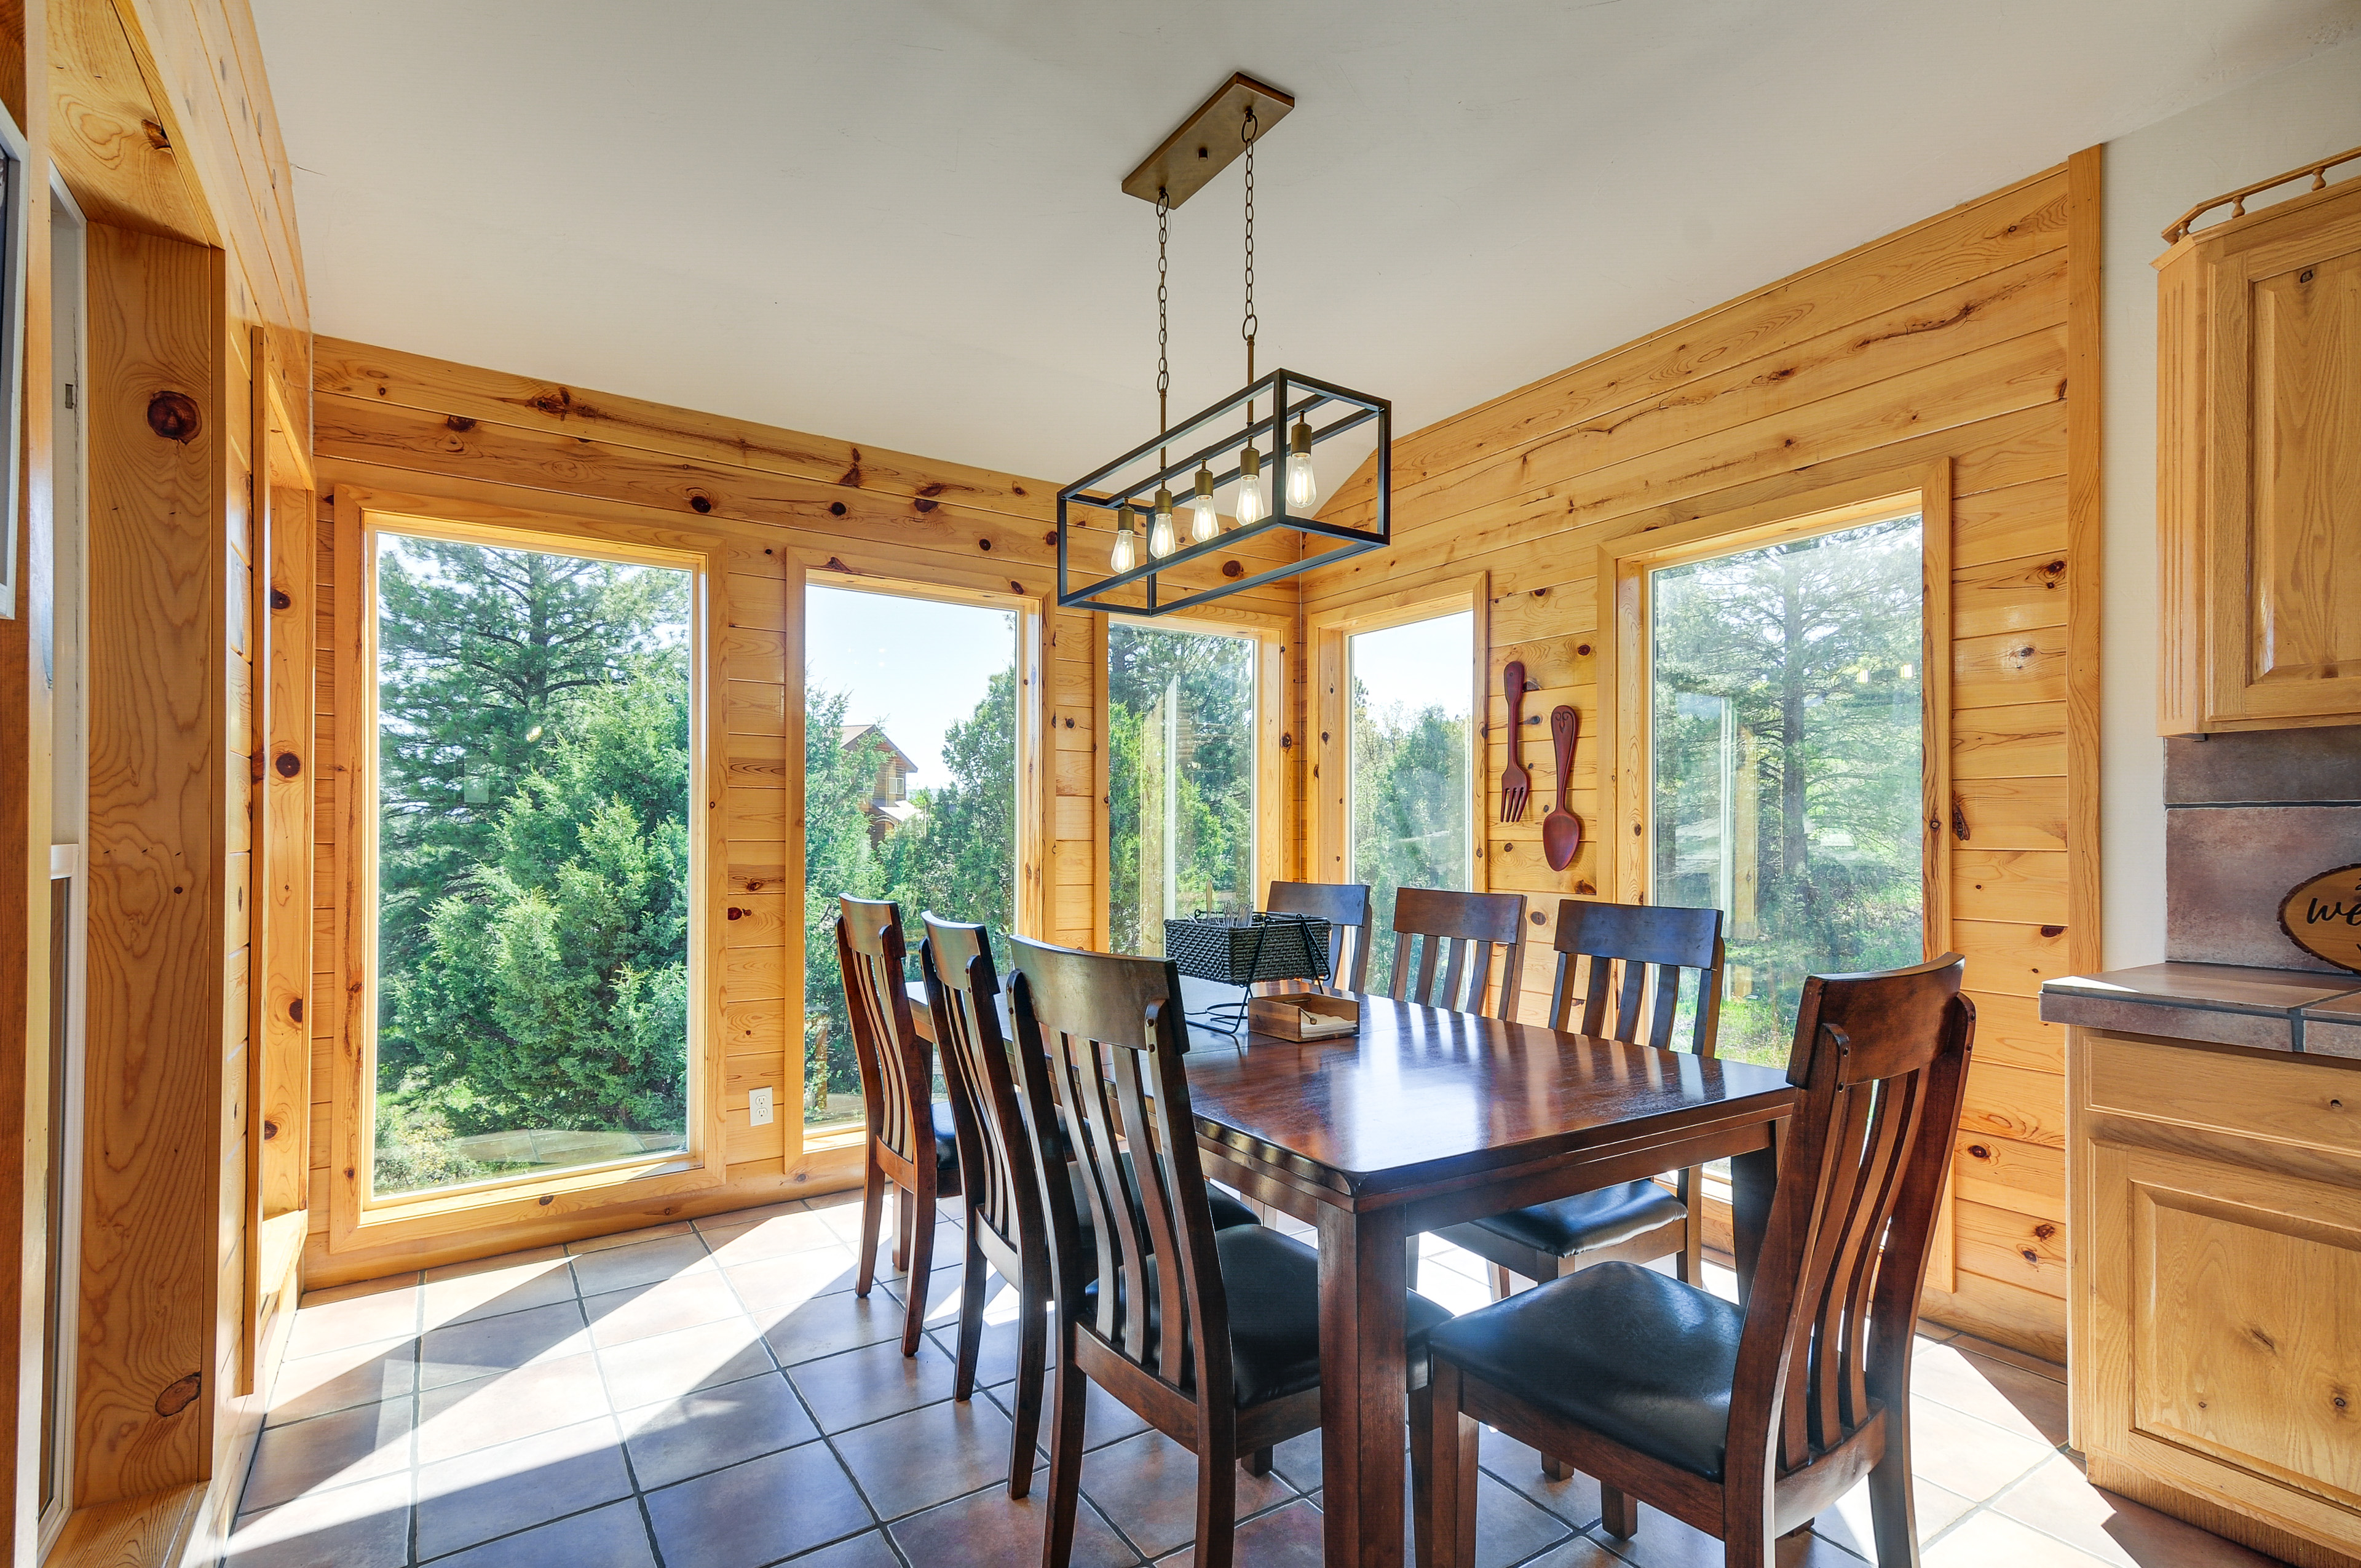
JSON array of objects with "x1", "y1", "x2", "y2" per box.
[
  {"x1": 1347, "y1": 610, "x2": 1476, "y2": 993},
  {"x1": 1647, "y1": 513, "x2": 1926, "y2": 1064},
  {"x1": 368, "y1": 528, "x2": 698, "y2": 1197},
  {"x1": 801, "y1": 584, "x2": 1018, "y2": 1128},
  {"x1": 1108, "y1": 622, "x2": 1258, "y2": 954}
]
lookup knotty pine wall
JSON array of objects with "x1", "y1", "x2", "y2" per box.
[
  {"x1": 301, "y1": 339, "x2": 1300, "y2": 1286},
  {"x1": 1302, "y1": 157, "x2": 2102, "y2": 1360}
]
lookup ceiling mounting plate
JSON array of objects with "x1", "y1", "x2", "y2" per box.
[{"x1": 1121, "y1": 72, "x2": 1294, "y2": 208}]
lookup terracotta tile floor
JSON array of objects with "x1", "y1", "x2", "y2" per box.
[{"x1": 227, "y1": 1194, "x2": 2286, "y2": 1568}]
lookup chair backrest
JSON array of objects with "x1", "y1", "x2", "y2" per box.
[
  {"x1": 1547, "y1": 900, "x2": 1725, "y2": 1056},
  {"x1": 1005, "y1": 935, "x2": 1230, "y2": 1402},
  {"x1": 918, "y1": 914, "x2": 1035, "y2": 1254},
  {"x1": 1728, "y1": 954, "x2": 1975, "y2": 1492},
  {"x1": 1389, "y1": 887, "x2": 1529, "y2": 1020},
  {"x1": 1265, "y1": 879, "x2": 1374, "y2": 992},
  {"x1": 836, "y1": 897, "x2": 931, "y2": 1168}
]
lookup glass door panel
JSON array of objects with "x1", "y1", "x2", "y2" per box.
[
  {"x1": 1648, "y1": 513, "x2": 1925, "y2": 1066},
  {"x1": 1107, "y1": 622, "x2": 1257, "y2": 954}
]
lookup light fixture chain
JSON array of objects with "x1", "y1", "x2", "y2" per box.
[
  {"x1": 1241, "y1": 105, "x2": 1257, "y2": 388},
  {"x1": 1156, "y1": 186, "x2": 1170, "y2": 442}
]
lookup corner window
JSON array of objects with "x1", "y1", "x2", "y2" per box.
[
  {"x1": 369, "y1": 529, "x2": 697, "y2": 1197},
  {"x1": 1648, "y1": 513, "x2": 1925, "y2": 1064}
]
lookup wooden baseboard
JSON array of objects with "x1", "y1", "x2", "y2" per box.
[
  {"x1": 2087, "y1": 1454, "x2": 2361, "y2": 1568},
  {"x1": 48, "y1": 1484, "x2": 206, "y2": 1568}
]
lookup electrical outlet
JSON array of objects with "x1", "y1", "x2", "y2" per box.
[{"x1": 748, "y1": 1086, "x2": 775, "y2": 1127}]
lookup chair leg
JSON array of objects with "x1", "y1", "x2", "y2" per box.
[
  {"x1": 1600, "y1": 1484, "x2": 1639, "y2": 1538},
  {"x1": 1004, "y1": 1275, "x2": 1049, "y2": 1500},
  {"x1": 952, "y1": 1227, "x2": 989, "y2": 1400},
  {"x1": 855, "y1": 1150, "x2": 887, "y2": 1298},
  {"x1": 1536, "y1": 1257, "x2": 1573, "y2": 1484},
  {"x1": 1412, "y1": 1360, "x2": 1478, "y2": 1568},
  {"x1": 1489, "y1": 1263, "x2": 1513, "y2": 1301},
  {"x1": 1677, "y1": 1170, "x2": 1704, "y2": 1285},
  {"x1": 1865, "y1": 1419, "x2": 1920, "y2": 1566},
  {"x1": 1193, "y1": 1430, "x2": 1240, "y2": 1568},
  {"x1": 1040, "y1": 1345, "x2": 1090, "y2": 1568},
  {"x1": 1404, "y1": 1232, "x2": 1421, "y2": 1291},
  {"x1": 900, "y1": 1182, "x2": 938, "y2": 1357},
  {"x1": 892, "y1": 1178, "x2": 914, "y2": 1275}
]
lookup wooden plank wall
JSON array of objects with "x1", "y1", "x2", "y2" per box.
[
  {"x1": 1301, "y1": 161, "x2": 2102, "y2": 1360},
  {"x1": 299, "y1": 339, "x2": 1256, "y2": 1283}
]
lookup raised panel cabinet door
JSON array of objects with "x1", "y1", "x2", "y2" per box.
[
  {"x1": 2092, "y1": 1137, "x2": 2361, "y2": 1550},
  {"x1": 2172, "y1": 178, "x2": 2361, "y2": 731}
]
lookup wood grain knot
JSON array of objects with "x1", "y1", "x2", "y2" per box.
[
  {"x1": 1576, "y1": 644, "x2": 1591, "y2": 656},
  {"x1": 1530, "y1": 911, "x2": 1544, "y2": 924},
  {"x1": 746, "y1": 881, "x2": 764, "y2": 892},
  {"x1": 914, "y1": 498, "x2": 938, "y2": 512},
  {"x1": 1279, "y1": 732, "x2": 1292, "y2": 750},
  {"x1": 726, "y1": 907, "x2": 744, "y2": 920},
  {"x1": 975, "y1": 537, "x2": 991, "y2": 551},
  {"x1": 147, "y1": 391, "x2": 200, "y2": 442},
  {"x1": 263, "y1": 1120, "x2": 279, "y2": 1141},
  {"x1": 2033, "y1": 1222, "x2": 2057, "y2": 1241},
  {"x1": 1576, "y1": 882, "x2": 1596, "y2": 895},
  {"x1": 1042, "y1": 531, "x2": 1058, "y2": 547},
  {"x1": 2039, "y1": 925, "x2": 2066, "y2": 938},
  {"x1": 154, "y1": 1372, "x2": 201, "y2": 1417},
  {"x1": 1966, "y1": 1144, "x2": 1991, "y2": 1160},
  {"x1": 829, "y1": 502, "x2": 848, "y2": 517},
  {"x1": 290, "y1": 998, "x2": 304, "y2": 1023},
  {"x1": 1222, "y1": 560, "x2": 1243, "y2": 579},
  {"x1": 270, "y1": 587, "x2": 291, "y2": 610},
  {"x1": 275, "y1": 751, "x2": 302, "y2": 778},
  {"x1": 688, "y1": 493, "x2": 713, "y2": 513},
  {"x1": 1009, "y1": 580, "x2": 1022, "y2": 595},
  {"x1": 444, "y1": 415, "x2": 476, "y2": 434},
  {"x1": 141, "y1": 119, "x2": 170, "y2": 150}
]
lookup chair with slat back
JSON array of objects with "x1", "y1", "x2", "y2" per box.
[
  {"x1": 1436, "y1": 901, "x2": 1726, "y2": 1361},
  {"x1": 1388, "y1": 887, "x2": 1529, "y2": 1019},
  {"x1": 836, "y1": 897, "x2": 959, "y2": 1358},
  {"x1": 1414, "y1": 955, "x2": 1975, "y2": 1568},
  {"x1": 1005, "y1": 935, "x2": 1450, "y2": 1568},
  {"x1": 1263, "y1": 880, "x2": 1373, "y2": 993}
]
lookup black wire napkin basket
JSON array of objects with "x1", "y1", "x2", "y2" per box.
[{"x1": 1162, "y1": 911, "x2": 1333, "y2": 988}]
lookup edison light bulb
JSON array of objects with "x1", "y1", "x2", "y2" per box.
[
  {"x1": 1234, "y1": 445, "x2": 1267, "y2": 527},
  {"x1": 1286, "y1": 418, "x2": 1318, "y2": 511},
  {"x1": 1190, "y1": 464, "x2": 1220, "y2": 542},
  {"x1": 1148, "y1": 488, "x2": 1177, "y2": 558},
  {"x1": 1110, "y1": 509, "x2": 1139, "y2": 573}
]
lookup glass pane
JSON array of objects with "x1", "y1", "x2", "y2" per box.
[
  {"x1": 1108, "y1": 624, "x2": 1257, "y2": 955},
  {"x1": 1649, "y1": 514, "x2": 1924, "y2": 1067},
  {"x1": 372, "y1": 533, "x2": 694, "y2": 1197},
  {"x1": 1347, "y1": 611, "x2": 1476, "y2": 995},
  {"x1": 804, "y1": 587, "x2": 1017, "y2": 1128}
]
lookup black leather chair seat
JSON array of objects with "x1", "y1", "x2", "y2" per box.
[
  {"x1": 1440, "y1": 1179, "x2": 1685, "y2": 1259},
  {"x1": 1086, "y1": 1225, "x2": 1452, "y2": 1408},
  {"x1": 1428, "y1": 1261, "x2": 1745, "y2": 1478}
]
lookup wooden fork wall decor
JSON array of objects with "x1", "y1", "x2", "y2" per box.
[{"x1": 1500, "y1": 661, "x2": 1532, "y2": 822}]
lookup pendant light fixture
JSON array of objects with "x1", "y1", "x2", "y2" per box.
[{"x1": 1058, "y1": 74, "x2": 1390, "y2": 618}]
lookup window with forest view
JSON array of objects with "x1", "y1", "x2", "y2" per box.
[
  {"x1": 1649, "y1": 514, "x2": 1925, "y2": 1066},
  {"x1": 1109, "y1": 623, "x2": 1256, "y2": 955},
  {"x1": 1348, "y1": 612, "x2": 1476, "y2": 994},
  {"x1": 371, "y1": 531, "x2": 695, "y2": 1198},
  {"x1": 803, "y1": 587, "x2": 1017, "y2": 1128}
]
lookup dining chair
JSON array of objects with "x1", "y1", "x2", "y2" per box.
[
  {"x1": 836, "y1": 897, "x2": 960, "y2": 1356},
  {"x1": 1413, "y1": 955, "x2": 1975, "y2": 1568},
  {"x1": 919, "y1": 916, "x2": 1264, "y2": 1499},
  {"x1": 1388, "y1": 886, "x2": 1529, "y2": 1020},
  {"x1": 1004, "y1": 934, "x2": 1451, "y2": 1568},
  {"x1": 1264, "y1": 879, "x2": 1373, "y2": 992},
  {"x1": 1436, "y1": 900, "x2": 1726, "y2": 1303}
]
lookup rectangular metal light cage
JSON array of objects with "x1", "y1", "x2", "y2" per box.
[{"x1": 1057, "y1": 368, "x2": 1389, "y2": 617}]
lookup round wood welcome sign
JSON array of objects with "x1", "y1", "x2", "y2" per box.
[{"x1": 2279, "y1": 863, "x2": 2361, "y2": 973}]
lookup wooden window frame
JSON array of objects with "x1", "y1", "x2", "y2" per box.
[
  {"x1": 328, "y1": 487, "x2": 740, "y2": 1253},
  {"x1": 1102, "y1": 606, "x2": 1288, "y2": 935},
  {"x1": 1306, "y1": 572, "x2": 1490, "y2": 896},
  {"x1": 789, "y1": 553, "x2": 1046, "y2": 1155},
  {"x1": 1595, "y1": 462, "x2": 1956, "y2": 1284}
]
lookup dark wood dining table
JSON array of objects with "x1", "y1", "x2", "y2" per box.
[{"x1": 907, "y1": 982, "x2": 1798, "y2": 1568}]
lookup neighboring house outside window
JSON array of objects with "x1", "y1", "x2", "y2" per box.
[{"x1": 838, "y1": 724, "x2": 918, "y2": 843}]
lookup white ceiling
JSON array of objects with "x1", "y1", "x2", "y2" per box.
[{"x1": 254, "y1": 0, "x2": 2361, "y2": 486}]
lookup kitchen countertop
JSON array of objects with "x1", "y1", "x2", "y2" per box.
[{"x1": 2039, "y1": 960, "x2": 2361, "y2": 1053}]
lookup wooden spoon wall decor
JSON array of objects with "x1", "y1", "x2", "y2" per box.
[{"x1": 1541, "y1": 705, "x2": 1584, "y2": 871}]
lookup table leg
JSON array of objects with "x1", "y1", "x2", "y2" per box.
[
  {"x1": 1729, "y1": 1131, "x2": 1779, "y2": 1304},
  {"x1": 1318, "y1": 1202, "x2": 1408, "y2": 1568}
]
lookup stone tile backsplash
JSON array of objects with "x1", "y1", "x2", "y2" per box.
[{"x1": 2164, "y1": 726, "x2": 2361, "y2": 973}]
